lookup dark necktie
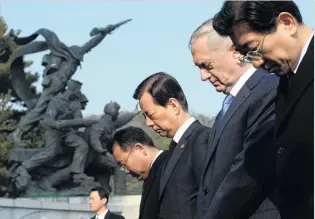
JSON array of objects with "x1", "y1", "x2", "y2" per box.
[
  {"x1": 162, "y1": 140, "x2": 177, "y2": 174},
  {"x1": 217, "y1": 94, "x2": 234, "y2": 122},
  {"x1": 284, "y1": 71, "x2": 295, "y2": 103}
]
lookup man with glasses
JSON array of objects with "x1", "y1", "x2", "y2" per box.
[
  {"x1": 189, "y1": 18, "x2": 279, "y2": 219},
  {"x1": 108, "y1": 126, "x2": 167, "y2": 219},
  {"x1": 212, "y1": 1, "x2": 314, "y2": 219}
]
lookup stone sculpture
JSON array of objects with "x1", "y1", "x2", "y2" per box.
[
  {"x1": 8, "y1": 19, "x2": 132, "y2": 147},
  {"x1": 3, "y1": 19, "x2": 136, "y2": 197}
]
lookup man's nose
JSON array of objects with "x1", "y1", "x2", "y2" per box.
[
  {"x1": 200, "y1": 69, "x2": 211, "y2": 81},
  {"x1": 251, "y1": 58, "x2": 265, "y2": 69},
  {"x1": 145, "y1": 117, "x2": 154, "y2": 127}
]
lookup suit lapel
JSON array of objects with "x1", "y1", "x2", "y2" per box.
[
  {"x1": 139, "y1": 152, "x2": 165, "y2": 215},
  {"x1": 202, "y1": 69, "x2": 266, "y2": 179},
  {"x1": 210, "y1": 85, "x2": 250, "y2": 158},
  {"x1": 277, "y1": 37, "x2": 314, "y2": 130},
  {"x1": 105, "y1": 211, "x2": 111, "y2": 219},
  {"x1": 159, "y1": 120, "x2": 200, "y2": 199}
]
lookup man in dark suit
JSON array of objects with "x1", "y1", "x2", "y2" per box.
[
  {"x1": 108, "y1": 126, "x2": 167, "y2": 219},
  {"x1": 89, "y1": 186, "x2": 125, "y2": 219},
  {"x1": 189, "y1": 18, "x2": 279, "y2": 219},
  {"x1": 133, "y1": 72, "x2": 211, "y2": 219},
  {"x1": 212, "y1": 1, "x2": 314, "y2": 218}
]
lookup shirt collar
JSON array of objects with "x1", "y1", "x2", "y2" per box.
[
  {"x1": 173, "y1": 117, "x2": 196, "y2": 143},
  {"x1": 96, "y1": 209, "x2": 108, "y2": 219},
  {"x1": 150, "y1": 150, "x2": 163, "y2": 169},
  {"x1": 230, "y1": 67, "x2": 256, "y2": 97},
  {"x1": 293, "y1": 31, "x2": 314, "y2": 74}
]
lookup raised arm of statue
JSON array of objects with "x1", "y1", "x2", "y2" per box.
[
  {"x1": 43, "y1": 99, "x2": 97, "y2": 129},
  {"x1": 114, "y1": 112, "x2": 139, "y2": 129},
  {"x1": 80, "y1": 19, "x2": 132, "y2": 55},
  {"x1": 56, "y1": 119, "x2": 96, "y2": 129}
]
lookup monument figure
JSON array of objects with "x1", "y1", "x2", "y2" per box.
[
  {"x1": 8, "y1": 19, "x2": 132, "y2": 147},
  {"x1": 3, "y1": 18, "x2": 136, "y2": 197},
  {"x1": 9, "y1": 80, "x2": 98, "y2": 193},
  {"x1": 36, "y1": 101, "x2": 140, "y2": 193}
]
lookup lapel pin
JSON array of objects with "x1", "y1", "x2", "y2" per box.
[{"x1": 180, "y1": 144, "x2": 185, "y2": 149}]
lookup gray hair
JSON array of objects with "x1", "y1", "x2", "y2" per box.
[{"x1": 189, "y1": 18, "x2": 231, "y2": 50}]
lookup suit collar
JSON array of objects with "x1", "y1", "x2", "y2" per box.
[
  {"x1": 214, "y1": 69, "x2": 266, "y2": 141},
  {"x1": 94, "y1": 209, "x2": 109, "y2": 219},
  {"x1": 159, "y1": 120, "x2": 201, "y2": 199},
  {"x1": 139, "y1": 151, "x2": 167, "y2": 215},
  {"x1": 104, "y1": 210, "x2": 111, "y2": 219},
  {"x1": 173, "y1": 117, "x2": 196, "y2": 143},
  {"x1": 202, "y1": 69, "x2": 267, "y2": 184},
  {"x1": 293, "y1": 32, "x2": 314, "y2": 73},
  {"x1": 230, "y1": 66, "x2": 256, "y2": 97},
  {"x1": 276, "y1": 37, "x2": 314, "y2": 130}
]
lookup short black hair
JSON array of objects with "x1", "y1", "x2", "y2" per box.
[
  {"x1": 133, "y1": 72, "x2": 188, "y2": 111},
  {"x1": 90, "y1": 186, "x2": 110, "y2": 204},
  {"x1": 108, "y1": 126, "x2": 155, "y2": 154},
  {"x1": 213, "y1": 1, "x2": 303, "y2": 37}
]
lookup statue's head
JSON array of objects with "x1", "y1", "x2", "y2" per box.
[
  {"x1": 104, "y1": 101, "x2": 120, "y2": 121},
  {"x1": 42, "y1": 54, "x2": 62, "y2": 75},
  {"x1": 66, "y1": 79, "x2": 82, "y2": 100},
  {"x1": 79, "y1": 93, "x2": 89, "y2": 110},
  {"x1": 69, "y1": 45, "x2": 84, "y2": 62}
]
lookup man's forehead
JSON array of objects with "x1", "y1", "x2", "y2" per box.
[
  {"x1": 231, "y1": 24, "x2": 256, "y2": 46},
  {"x1": 90, "y1": 191, "x2": 99, "y2": 197},
  {"x1": 113, "y1": 143, "x2": 124, "y2": 155},
  {"x1": 139, "y1": 92, "x2": 156, "y2": 112}
]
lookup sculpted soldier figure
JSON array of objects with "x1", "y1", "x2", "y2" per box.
[
  {"x1": 84, "y1": 101, "x2": 140, "y2": 154},
  {"x1": 38, "y1": 101, "x2": 139, "y2": 192},
  {"x1": 37, "y1": 91, "x2": 95, "y2": 192},
  {"x1": 16, "y1": 80, "x2": 96, "y2": 189},
  {"x1": 8, "y1": 19, "x2": 132, "y2": 147}
]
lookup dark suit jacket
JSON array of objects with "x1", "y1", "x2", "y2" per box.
[
  {"x1": 90, "y1": 210, "x2": 125, "y2": 219},
  {"x1": 272, "y1": 37, "x2": 314, "y2": 219},
  {"x1": 158, "y1": 120, "x2": 211, "y2": 219},
  {"x1": 196, "y1": 69, "x2": 280, "y2": 219},
  {"x1": 139, "y1": 151, "x2": 168, "y2": 219}
]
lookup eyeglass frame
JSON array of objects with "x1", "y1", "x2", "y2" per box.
[
  {"x1": 241, "y1": 32, "x2": 267, "y2": 63},
  {"x1": 119, "y1": 147, "x2": 134, "y2": 172}
]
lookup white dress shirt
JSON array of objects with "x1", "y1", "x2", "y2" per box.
[
  {"x1": 173, "y1": 117, "x2": 196, "y2": 143},
  {"x1": 230, "y1": 67, "x2": 256, "y2": 97},
  {"x1": 150, "y1": 150, "x2": 163, "y2": 169},
  {"x1": 293, "y1": 31, "x2": 314, "y2": 74}
]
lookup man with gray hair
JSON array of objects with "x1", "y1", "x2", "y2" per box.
[{"x1": 190, "y1": 19, "x2": 279, "y2": 219}]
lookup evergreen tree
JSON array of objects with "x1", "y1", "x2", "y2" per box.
[{"x1": 0, "y1": 17, "x2": 41, "y2": 185}]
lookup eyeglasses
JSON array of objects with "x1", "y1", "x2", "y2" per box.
[
  {"x1": 119, "y1": 148, "x2": 133, "y2": 172},
  {"x1": 241, "y1": 32, "x2": 266, "y2": 63}
]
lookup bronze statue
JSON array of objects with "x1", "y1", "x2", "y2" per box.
[
  {"x1": 4, "y1": 19, "x2": 135, "y2": 197},
  {"x1": 8, "y1": 19, "x2": 132, "y2": 147}
]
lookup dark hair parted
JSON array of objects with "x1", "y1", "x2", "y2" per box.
[
  {"x1": 133, "y1": 72, "x2": 188, "y2": 111},
  {"x1": 213, "y1": 1, "x2": 303, "y2": 36},
  {"x1": 90, "y1": 186, "x2": 110, "y2": 204},
  {"x1": 107, "y1": 126, "x2": 155, "y2": 154}
]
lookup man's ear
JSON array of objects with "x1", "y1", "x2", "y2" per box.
[
  {"x1": 102, "y1": 197, "x2": 108, "y2": 205},
  {"x1": 168, "y1": 98, "x2": 181, "y2": 115},
  {"x1": 134, "y1": 143, "x2": 146, "y2": 155},
  {"x1": 228, "y1": 42, "x2": 236, "y2": 52}
]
